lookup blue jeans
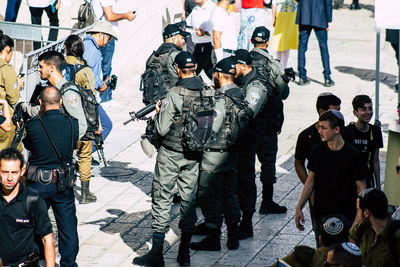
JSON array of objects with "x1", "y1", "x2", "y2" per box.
[
  {"x1": 28, "y1": 182, "x2": 78, "y2": 267},
  {"x1": 92, "y1": 104, "x2": 112, "y2": 152},
  {"x1": 298, "y1": 25, "x2": 331, "y2": 80},
  {"x1": 100, "y1": 38, "x2": 115, "y2": 102},
  {"x1": 5, "y1": 0, "x2": 22, "y2": 22}
]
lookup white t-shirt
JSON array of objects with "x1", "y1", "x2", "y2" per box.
[
  {"x1": 211, "y1": 6, "x2": 237, "y2": 50},
  {"x1": 92, "y1": 0, "x2": 119, "y2": 32},
  {"x1": 27, "y1": 0, "x2": 54, "y2": 8},
  {"x1": 186, "y1": 0, "x2": 215, "y2": 44}
]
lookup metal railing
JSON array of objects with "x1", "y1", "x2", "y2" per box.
[{"x1": 0, "y1": 21, "x2": 93, "y2": 101}]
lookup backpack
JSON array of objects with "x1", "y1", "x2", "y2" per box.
[
  {"x1": 140, "y1": 49, "x2": 176, "y2": 105},
  {"x1": 355, "y1": 220, "x2": 400, "y2": 267},
  {"x1": 77, "y1": 0, "x2": 97, "y2": 29},
  {"x1": 60, "y1": 80, "x2": 99, "y2": 141},
  {"x1": 181, "y1": 87, "x2": 215, "y2": 152},
  {"x1": 223, "y1": 89, "x2": 253, "y2": 146}
]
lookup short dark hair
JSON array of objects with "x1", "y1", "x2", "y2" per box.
[
  {"x1": 320, "y1": 215, "x2": 349, "y2": 247},
  {"x1": 38, "y1": 50, "x2": 65, "y2": 72},
  {"x1": 0, "y1": 30, "x2": 14, "y2": 53},
  {"x1": 64, "y1": 34, "x2": 85, "y2": 59},
  {"x1": 359, "y1": 188, "x2": 388, "y2": 219},
  {"x1": 352, "y1": 95, "x2": 372, "y2": 110},
  {"x1": 316, "y1": 93, "x2": 341, "y2": 113},
  {"x1": 40, "y1": 86, "x2": 61, "y2": 106},
  {"x1": 329, "y1": 243, "x2": 362, "y2": 267},
  {"x1": 0, "y1": 148, "x2": 25, "y2": 169},
  {"x1": 319, "y1": 110, "x2": 345, "y2": 132}
]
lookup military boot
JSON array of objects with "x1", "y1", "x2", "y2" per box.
[
  {"x1": 226, "y1": 224, "x2": 239, "y2": 250},
  {"x1": 133, "y1": 233, "x2": 165, "y2": 267},
  {"x1": 238, "y1": 211, "x2": 254, "y2": 240},
  {"x1": 80, "y1": 181, "x2": 97, "y2": 204},
  {"x1": 190, "y1": 227, "x2": 221, "y2": 251},
  {"x1": 177, "y1": 232, "x2": 192, "y2": 266},
  {"x1": 259, "y1": 184, "x2": 287, "y2": 214}
]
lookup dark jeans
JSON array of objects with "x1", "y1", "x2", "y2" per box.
[
  {"x1": 198, "y1": 152, "x2": 241, "y2": 228},
  {"x1": 238, "y1": 133, "x2": 278, "y2": 213},
  {"x1": 298, "y1": 25, "x2": 331, "y2": 80},
  {"x1": 29, "y1": 4, "x2": 59, "y2": 50},
  {"x1": 193, "y1": 42, "x2": 213, "y2": 79},
  {"x1": 28, "y1": 182, "x2": 78, "y2": 267},
  {"x1": 5, "y1": 0, "x2": 22, "y2": 22},
  {"x1": 92, "y1": 104, "x2": 112, "y2": 152}
]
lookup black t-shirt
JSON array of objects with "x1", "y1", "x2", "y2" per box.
[
  {"x1": 308, "y1": 142, "x2": 366, "y2": 221},
  {"x1": 0, "y1": 184, "x2": 52, "y2": 265},
  {"x1": 295, "y1": 122, "x2": 321, "y2": 161},
  {"x1": 342, "y1": 123, "x2": 383, "y2": 188}
]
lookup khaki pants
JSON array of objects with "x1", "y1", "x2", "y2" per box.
[
  {"x1": 77, "y1": 140, "x2": 92, "y2": 182},
  {"x1": 151, "y1": 145, "x2": 199, "y2": 233}
]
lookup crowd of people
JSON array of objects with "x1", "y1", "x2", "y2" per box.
[{"x1": 0, "y1": 0, "x2": 400, "y2": 267}]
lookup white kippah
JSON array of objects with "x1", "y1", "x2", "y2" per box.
[
  {"x1": 323, "y1": 217, "x2": 344, "y2": 235},
  {"x1": 341, "y1": 242, "x2": 361, "y2": 256}
]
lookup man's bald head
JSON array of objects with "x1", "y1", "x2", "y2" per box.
[{"x1": 40, "y1": 86, "x2": 61, "y2": 108}]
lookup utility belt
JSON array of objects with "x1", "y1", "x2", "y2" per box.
[
  {"x1": 4, "y1": 251, "x2": 39, "y2": 267},
  {"x1": 27, "y1": 163, "x2": 75, "y2": 192}
]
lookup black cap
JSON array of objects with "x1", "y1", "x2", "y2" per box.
[
  {"x1": 162, "y1": 24, "x2": 190, "y2": 39},
  {"x1": 174, "y1": 51, "x2": 196, "y2": 69},
  {"x1": 214, "y1": 57, "x2": 236, "y2": 76},
  {"x1": 251, "y1": 26, "x2": 270, "y2": 43},
  {"x1": 232, "y1": 49, "x2": 252, "y2": 65}
]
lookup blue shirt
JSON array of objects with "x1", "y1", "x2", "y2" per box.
[{"x1": 83, "y1": 35, "x2": 104, "y2": 90}]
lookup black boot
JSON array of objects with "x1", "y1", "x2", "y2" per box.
[
  {"x1": 193, "y1": 222, "x2": 208, "y2": 235},
  {"x1": 350, "y1": 0, "x2": 360, "y2": 9},
  {"x1": 259, "y1": 184, "x2": 287, "y2": 214},
  {"x1": 177, "y1": 232, "x2": 192, "y2": 266},
  {"x1": 226, "y1": 224, "x2": 239, "y2": 250},
  {"x1": 80, "y1": 181, "x2": 97, "y2": 204},
  {"x1": 190, "y1": 227, "x2": 221, "y2": 251},
  {"x1": 238, "y1": 212, "x2": 253, "y2": 240},
  {"x1": 133, "y1": 233, "x2": 165, "y2": 267}
]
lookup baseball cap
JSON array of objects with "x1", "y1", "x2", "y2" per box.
[
  {"x1": 214, "y1": 57, "x2": 236, "y2": 76},
  {"x1": 174, "y1": 51, "x2": 196, "y2": 69},
  {"x1": 232, "y1": 49, "x2": 252, "y2": 65},
  {"x1": 251, "y1": 26, "x2": 270, "y2": 43},
  {"x1": 162, "y1": 24, "x2": 190, "y2": 39},
  {"x1": 87, "y1": 20, "x2": 118, "y2": 40}
]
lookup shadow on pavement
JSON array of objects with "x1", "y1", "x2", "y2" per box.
[{"x1": 335, "y1": 66, "x2": 398, "y2": 88}]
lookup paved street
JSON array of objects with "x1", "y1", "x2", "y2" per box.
[{"x1": 1, "y1": 0, "x2": 398, "y2": 265}]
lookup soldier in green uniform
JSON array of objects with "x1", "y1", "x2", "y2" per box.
[
  {"x1": 190, "y1": 58, "x2": 249, "y2": 252},
  {"x1": 0, "y1": 31, "x2": 24, "y2": 150},
  {"x1": 350, "y1": 188, "x2": 400, "y2": 267},
  {"x1": 133, "y1": 51, "x2": 214, "y2": 267},
  {"x1": 232, "y1": 49, "x2": 270, "y2": 240},
  {"x1": 270, "y1": 215, "x2": 349, "y2": 267}
]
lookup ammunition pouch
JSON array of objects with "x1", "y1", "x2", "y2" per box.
[{"x1": 145, "y1": 119, "x2": 162, "y2": 149}]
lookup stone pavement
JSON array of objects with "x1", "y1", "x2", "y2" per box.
[{"x1": 2, "y1": 0, "x2": 399, "y2": 265}]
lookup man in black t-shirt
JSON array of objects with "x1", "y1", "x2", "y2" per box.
[
  {"x1": 342, "y1": 95, "x2": 383, "y2": 189},
  {"x1": 0, "y1": 148, "x2": 54, "y2": 266},
  {"x1": 295, "y1": 110, "x2": 366, "y2": 246}
]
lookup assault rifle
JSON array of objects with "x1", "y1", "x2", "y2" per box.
[
  {"x1": 94, "y1": 134, "x2": 107, "y2": 167},
  {"x1": 123, "y1": 103, "x2": 156, "y2": 125},
  {"x1": 10, "y1": 102, "x2": 27, "y2": 149}
]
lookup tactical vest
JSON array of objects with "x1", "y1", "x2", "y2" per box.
[
  {"x1": 162, "y1": 86, "x2": 214, "y2": 152},
  {"x1": 249, "y1": 52, "x2": 285, "y2": 135},
  {"x1": 208, "y1": 87, "x2": 251, "y2": 150}
]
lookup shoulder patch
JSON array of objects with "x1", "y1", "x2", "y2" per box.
[
  {"x1": 160, "y1": 98, "x2": 169, "y2": 112},
  {"x1": 249, "y1": 92, "x2": 260, "y2": 105}
]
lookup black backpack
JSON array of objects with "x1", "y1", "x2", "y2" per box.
[
  {"x1": 77, "y1": 0, "x2": 97, "y2": 29},
  {"x1": 140, "y1": 49, "x2": 176, "y2": 105},
  {"x1": 223, "y1": 89, "x2": 253, "y2": 146},
  {"x1": 181, "y1": 87, "x2": 215, "y2": 152},
  {"x1": 60, "y1": 80, "x2": 99, "y2": 141}
]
